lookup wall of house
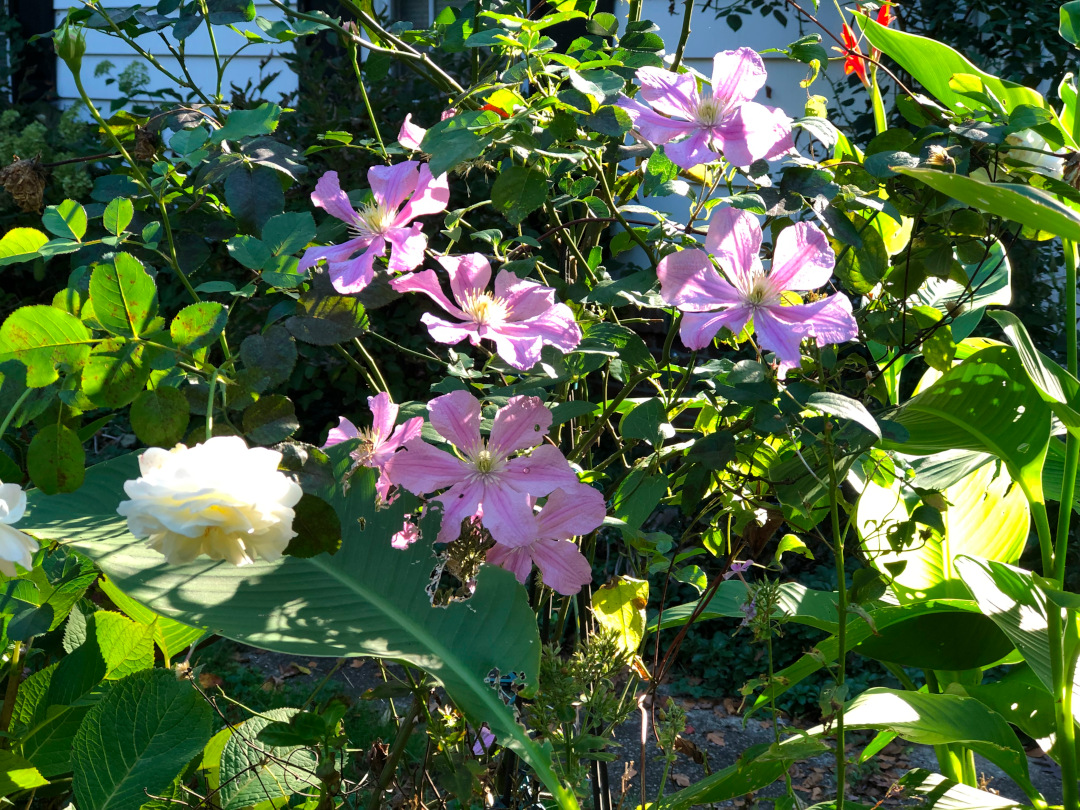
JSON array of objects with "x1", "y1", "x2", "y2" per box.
[{"x1": 51, "y1": 1, "x2": 298, "y2": 108}]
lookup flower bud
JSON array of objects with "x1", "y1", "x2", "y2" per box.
[{"x1": 54, "y1": 22, "x2": 86, "y2": 74}]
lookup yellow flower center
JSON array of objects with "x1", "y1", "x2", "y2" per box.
[
  {"x1": 474, "y1": 449, "x2": 497, "y2": 474},
  {"x1": 350, "y1": 202, "x2": 395, "y2": 240},
  {"x1": 461, "y1": 291, "x2": 509, "y2": 326},
  {"x1": 694, "y1": 97, "x2": 725, "y2": 127}
]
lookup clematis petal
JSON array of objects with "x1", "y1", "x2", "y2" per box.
[
  {"x1": 714, "y1": 101, "x2": 794, "y2": 168},
  {"x1": 298, "y1": 237, "x2": 369, "y2": 274},
  {"x1": 369, "y1": 160, "x2": 420, "y2": 213},
  {"x1": 312, "y1": 171, "x2": 361, "y2": 226},
  {"x1": 496, "y1": 307, "x2": 581, "y2": 353},
  {"x1": 534, "y1": 485, "x2": 606, "y2": 540},
  {"x1": 435, "y1": 480, "x2": 484, "y2": 543},
  {"x1": 328, "y1": 239, "x2": 382, "y2": 294},
  {"x1": 635, "y1": 66, "x2": 699, "y2": 119},
  {"x1": 421, "y1": 314, "x2": 479, "y2": 347},
  {"x1": 488, "y1": 331, "x2": 543, "y2": 371},
  {"x1": 396, "y1": 163, "x2": 450, "y2": 224},
  {"x1": 392, "y1": 269, "x2": 468, "y2": 318},
  {"x1": 487, "y1": 543, "x2": 534, "y2": 584},
  {"x1": 769, "y1": 220, "x2": 835, "y2": 292},
  {"x1": 530, "y1": 539, "x2": 592, "y2": 595},
  {"x1": 385, "y1": 224, "x2": 428, "y2": 274},
  {"x1": 657, "y1": 247, "x2": 742, "y2": 312},
  {"x1": 477, "y1": 482, "x2": 538, "y2": 547},
  {"x1": 617, "y1": 96, "x2": 697, "y2": 144},
  {"x1": 679, "y1": 306, "x2": 752, "y2": 350},
  {"x1": 502, "y1": 445, "x2": 579, "y2": 495},
  {"x1": 385, "y1": 439, "x2": 468, "y2": 495},
  {"x1": 710, "y1": 47, "x2": 767, "y2": 107},
  {"x1": 495, "y1": 272, "x2": 555, "y2": 320},
  {"x1": 768, "y1": 293, "x2": 858, "y2": 347},
  {"x1": 439, "y1": 253, "x2": 492, "y2": 304},
  {"x1": 751, "y1": 306, "x2": 809, "y2": 374},
  {"x1": 323, "y1": 416, "x2": 361, "y2": 450},
  {"x1": 490, "y1": 396, "x2": 552, "y2": 456},
  {"x1": 429, "y1": 390, "x2": 484, "y2": 456},
  {"x1": 664, "y1": 129, "x2": 720, "y2": 170},
  {"x1": 398, "y1": 114, "x2": 427, "y2": 151},
  {"x1": 368, "y1": 392, "x2": 398, "y2": 443},
  {"x1": 386, "y1": 416, "x2": 424, "y2": 451},
  {"x1": 705, "y1": 208, "x2": 764, "y2": 292}
]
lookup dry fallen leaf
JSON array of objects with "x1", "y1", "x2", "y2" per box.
[
  {"x1": 672, "y1": 773, "x2": 691, "y2": 787},
  {"x1": 706, "y1": 732, "x2": 725, "y2": 746},
  {"x1": 198, "y1": 672, "x2": 223, "y2": 689}
]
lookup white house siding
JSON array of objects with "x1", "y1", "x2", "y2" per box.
[{"x1": 52, "y1": 2, "x2": 298, "y2": 108}]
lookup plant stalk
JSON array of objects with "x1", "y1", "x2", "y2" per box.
[
  {"x1": 825, "y1": 419, "x2": 848, "y2": 810},
  {"x1": 0, "y1": 641, "x2": 23, "y2": 746},
  {"x1": 1055, "y1": 241, "x2": 1079, "y2": 585},
  {"x1": 366, "y1": 696, "x2": 422, "y2": 810}
]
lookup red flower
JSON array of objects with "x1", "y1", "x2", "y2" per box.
[{"x1": 841, "y1": 23, "x2": 869, "y2": 87}]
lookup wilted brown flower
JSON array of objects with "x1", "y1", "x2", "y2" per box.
[
  {"x1": 0, "y1": 155, "x2": 47, "y2": 212},
  {"x1": 134, "y1": 127, "x2": 158, "y2": 161}
]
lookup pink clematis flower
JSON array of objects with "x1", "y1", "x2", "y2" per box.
[
  {"x1": 398, "y1": 110, "x2": 456, "y2": 152},
  {"x1": 487, "y1": 485, "x2": 603, "y2": 595},
  {"x1": 617, "y1": 48, "x2": 794, "y2": 170},
  {"x1": 322, "y1": 392, "x2": 424, "y2": 504},
  {"x1": 657, "y1": 207, "x2": 857, "y2": 378},
  {"x1": 298, "y1": 162, "x2": 449, "y2": 294},
  {"x1": 391, "y1": 253, "x2": 582, "y2": 371},
  {"x1": 384, "y1": 390, "x2": 581, "y2": 546}
]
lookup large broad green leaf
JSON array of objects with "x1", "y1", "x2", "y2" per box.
[
  {"x1": 897, "y1": 168, "x2": 1080, "y2": 243},
  {"x1": 858, "y1": 13, "x2": 1049, "y2": 116},
  {"x1": 21, "y1": 454, "x2": 577, "y2": 810},
  {"x1": 0, "y1": 228, "x2": 48, "y2": 267},
  {"x1": 98, "y1": 576, "x2": 205, "y2": 666},
  {"x1": 808, "y1": 687, "x2": 1041, "y2": 801},
  {"x1": 913, "y1": 240, "x2": 1011, "y2": 342},
  {"x1": 881, "y1": 345, "x2": 1053, "y2": 506},
  {"x1": 1045, "y1": 438, "x2": 1080, "y2": 513},
  {"x1": 988, "y1": 310, "x2": 1080, "y2": 431},
  {"x1": 88, "y1": 254, "x2": 158, "y2": 339},
  {"x1": 751, "y1": 599, "x2": 1013, "y2": 714},
  {"x1": 649, "y1": 581, "x2": 840, "y2": 634},
  {"x1": 858, "y1": 461, "x2": 1029, "y2": 601},
  {"x1": 0, "y1": 751, "x2": 49, "y2": 798},
  {"x1": 897, "y1": 768, "x2": 1030, "y2": 810},
  {"x1": 12, "y1": 664, "x2": 91, "y2": 779},
  {"x1": 0, "y1": 305, "x2": 96, "y2": 388},
  {"x1": 71, "y1": 668, "x2": 213, "y2": 810},
  {"x1": 217, "y1": 708, "x2": 317, "y2": 810},
  {"x1": 955, "y1": 556, "x2": 1080, "y2": 725}
]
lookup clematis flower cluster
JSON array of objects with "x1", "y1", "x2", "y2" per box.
[
  {"x1": 391, "y1": 253, "x2": 582, "y2": 371},
  {"x1": 617, "y1": 48, "x2": 794, "y2": 169},
  {"x1": 322, "y1": 391, "x2": 423, "y2": 505},
  {"x1": 384, "y1": 390, "x2": 602, "y2": 594},
  {"x1": 657, "y1": 207, "x2": 857, "y2": 377},
  {"x1": 0, "y1": 482, "x2": 38, "y2": 578},
  {"x1": 117, "y1": 436, "x2": 303, "y2": 566},
  {"x1": 299, "y1": 162, "x2": 449, "y2": 294}
]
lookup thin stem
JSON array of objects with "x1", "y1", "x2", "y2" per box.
[
  {"x1": 670, "y1": 0, "x2": 695, "y2": 72},
  {"x1": 587, "y1": 155, "x2": 658, "y2": 268},
  {"x1": 568, "y1": 370, "x2": 651, "y2": 462},
  {"x1": 1056, "y1": 241, "x2": 1079, "y2": 585},
  {"x1": 367, "y1": 696, "x2": 422, "y2": 810},
  {"x1": 205, "y1": 370, "x2": 219, "y2": 441},
  {"x1": 197, "y1": 0, "x2": 225, "y2": 103},
  {"x1": 0, "y1": 641, "x2": 23, "y2": 745},
  {"x1": 0, "y1": 388, "x2": 32, "y2": 442},
  {"x1": 333, "y1": 344, "x2": 381, "y2": 393},
  {"x1": 348, "y1": 41, "x2": 387, "y2": 160},
  {"x1": 825, "y1": 417, "x2": 848, "y2": 810},
  {"x1": 352, "y1": 337, "x2": 390, "y2": 394}
]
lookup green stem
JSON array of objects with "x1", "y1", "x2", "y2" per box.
[
  {"x1": 348, "y1": 41, "x2": 387, "y2": 160},
  {"x1": 627, "y1": 0, "x2": 643, "y2": 23},
  {"x1": 205, "y1": 370, "x2": 219, "y2": 441},
  {"x1": 568, "y1": 370, "x2": 651, "y2": 462},
  {"x1": 1056, "y1": 241, "x2": 1079, "y2": 585},
  {"x1": 352, "y1": 338, "x2": 390, "y2": 394},
  {"x1": 0, "y1": 387, "x2": 32, "y2": 442},
  {"x1": 197, "y1": 0, "x2": 224, "y2": 102},
  {"x1": 367, "y1": 696, "x2": 422, "y2": 810},
  {"x1": 333, "y1": 344, "x2": 381, "y2": 393},
  {"x1": 0, "y1": 641, "x2": 23, "y2": 746},
  {"x1": 670, "y1": 0, "x2": 694, "y2": 72},
  {"x1": 825, "y1": 418, "x2": 848, "y2": 810}
]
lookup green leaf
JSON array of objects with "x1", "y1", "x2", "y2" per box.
[
  {"x1": 224, "y1": 166, "x2": 285, "y2": 231},
  {"x1": 897, "y1": 167, "x2": 1080, "y2": 242},
  {"x1": 591, "y1": 577, "x2": 647, "y2": 654},
  {"x1": 491, "y1": 166, "x2": 548, "y2": 226},
  {"x1": 858, "y1": 12, "x2": 1049, "y2": 115},
  {"x1": 583, "y1": 105, "x2": 633, "y2": 136},
  {"x1": 43, "y1": 200, "x2": 87, "y2": 241},
  {"x1": 774, "y1": 534, "x2": 814, "y2": 563},
  {"x1": 1062, "y1": 1, "x2": 1080, "y2": 48},
  {"x1": 89, "y1": 254, "x2": 158, "y2": 338},
  {"x1": 285, "y1": 493, "x2": 342, "y2": 558},
  {"x1": 0, "y1": 751, "x2": 49, "y2": 798},
  {"x1": 961, "y1": 665, "x2": 1066, "y2": 767},
  {"x1": 833, "y1": 213, "x2": 888, "y2": 294},
  {"x1": 22, "y1": 456, "x2": 578, "y2": 810},
  {"x1": 241, "y1": 394, "x2": 299, "y2": 445},
  {"x1": 897, "y1": 768, "x2": 1031, "y2": 810},
  {"x1": 218, "y1": 709, "x2": 317, "y2": 810},
  {"x1": 210, "y1": 102, "x2": 281, "y2": 145},
  {"x1": 955, "y1": 556, "x2": 1080, "y2": 726},
  {"x1": 13, "y1": 664, "x2": 91, "y2": 778},
  {"x1": 170, "y1": 302, "x2": 227, "y2": 352},
  {"x1": 261, "y1": 211, "x2": 316, "y2": 257},
  {"x1": 71, "y1": 669, "x2": 213, "y2": 810},
  {"x1": 103, "y1": 198, "x2": 134, "y2": 236},
  {"x1": 130, "y1": 387, "x2": 189, "y2": 447},
  {"x1": 815, "y1": 687, "x2": 1040, "y2": 801},
  {"x1": 881, "y1": 345, "x2": 1052, "y2": 506},
  {"x1": 0, "y1": 228, "x2": 48, "y2": 266},
  {"x1": 807, "y1": 392, "x2": 880, "y2": 438},
  {"x1": 93, "y1": 611, "x2": 155, "y2": 679},
  {"x1": 98, "y1": 576, "x2": 205, "y2": 665},
  {"x1": 239, "y1": 326, "x2": 296, "y2": 388},
  {"x1": 81, "y1": 340, "x2": 153, "y2": 409},
  {"x1": 27, "y1": 424, "x2": 85, "y2": 495},
  {"x1": 913, "y1": 239, "x2": 1011, "y2": 342},
  {"x1": 858, "y1": 461, "x2": 1029, "y2": 601},
  {"x1": 226, "y1": 235, "x2": 272, "y2": 270},
  {"x1": 0, "y1": 305, "x2": 95, "y2": 387},
  {"x1": 620, "y1": 398, "x2": 672, "y2": 446}
]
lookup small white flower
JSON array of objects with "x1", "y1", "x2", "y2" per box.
[
  {"x1": 1005, "y1": 129, "x2": 1065, "y2": 180},
  {"x1": 117, "y1": 436, "x2": 303, "y2": 566},
  {"x1": 0, "y1": 483, "x2": 38, "y2": 577}
]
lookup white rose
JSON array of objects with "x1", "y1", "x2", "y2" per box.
[
  {"x1": 0, "y1": 483, "x2": 38, "y2": 578},
  {"x1": 117, "y1": 436, "x2": 303, "y2": 566},
  {"x1": 1005, "y1": 129, "x2": 1065, "y2": 181}
]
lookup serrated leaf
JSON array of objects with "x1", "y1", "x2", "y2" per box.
[
  {"x1": 130, "y1": 387, "x2": 189, "y2": 447},
  {"x1": 99, "y1": 576, "x2": 204, "y2": 664},
  {"x1": 210, "y1": 102, "x2": 281, "y2": 145},
  {"x1": 170, "y1": 302, "x2": 227, "y2": 352},
  {"x1": 0, "y1": 751, "x2": 49, "y2": 798},
  {"x1": 43, "y1": 200, "x2": 87, "y2": 241},
  {"x1": 93, "y1": 611, "x2": 155, "y2": 679},
  {"x1": 103, "y1": 198, "x2": 134, "y2": 236},
  {"x1": 491, "y1": 166, "x2": 548, "y2": 225},
  {"x1": 0, "y1": 228, "x2": 48, "y2": 266},
  {"x1": 241, "y1": 394, "x2": 299, "y2": 445},
  {"x1": 218, "y1": 708, "x2": 318, "y2": 810},
  {"x1": 27, "y1": 423, "x2": 84, "y2": 495},
  {"x1": 88, "y1": 254, "x2": 158, "y2": 338},
  {"x1": 0, "y1": 305, "x2": 94, "y2": 387},
  {"x1": 592, "y1": 576, "x2": 648, "y2": 655}
]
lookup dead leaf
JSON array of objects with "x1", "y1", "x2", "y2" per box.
[
  {"x1": 672, "y1": 773, "x2": 691, "y2": 787},
  {"x1": 198, "y1": 672, "x2": 223, "y2": 689},
  {"x1": 706, "y1": 732, "x2": 725, "y2": 746}
]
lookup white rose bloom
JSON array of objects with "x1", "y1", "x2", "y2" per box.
[
  {"x1": 117, "y1": 436, "x2": 304, "y2": 566},
  {"x1": 0, "y1": 483, "x2": 38, "y2": 577},
  {"x1": 1005, "y1": 129, "x2": 1065, "y2": 180}
]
